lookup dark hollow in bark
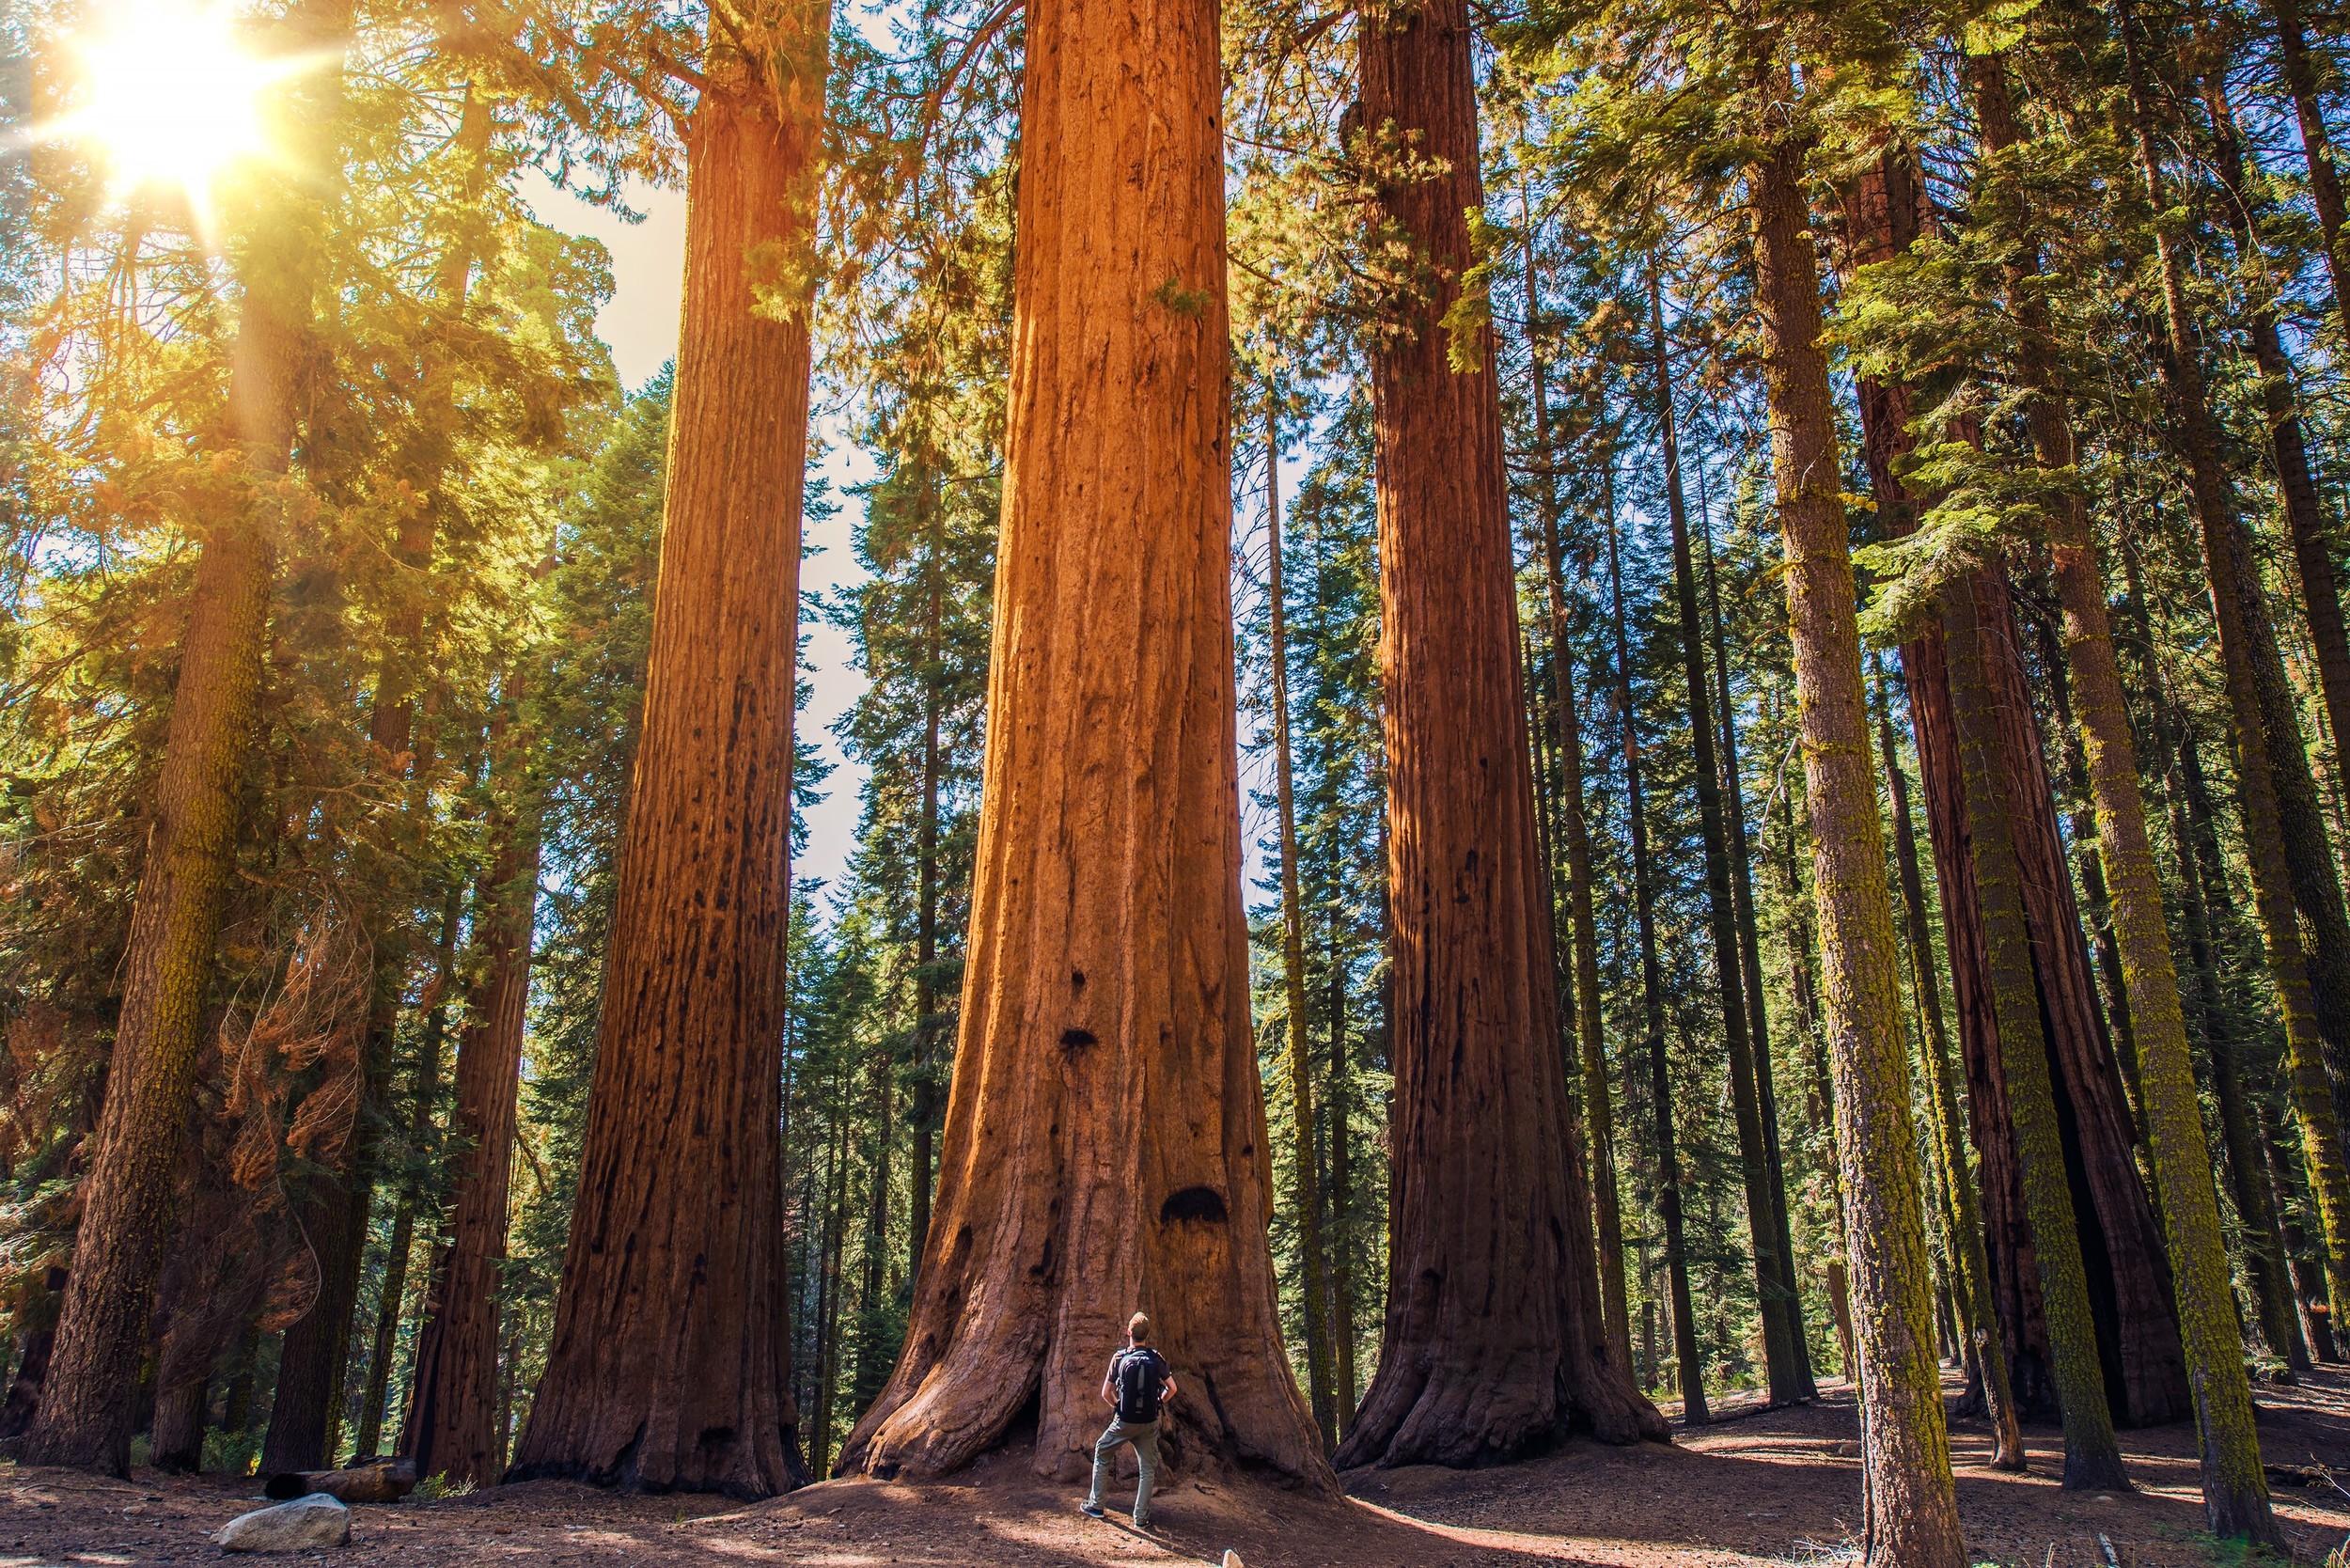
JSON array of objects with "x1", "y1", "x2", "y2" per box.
[
  {"x1": 507, "y1": 35, "x2": 826, "y2": 1498},
  {"x1": 836, "y1": 0, "x2": 1332, "y2": 1488}
]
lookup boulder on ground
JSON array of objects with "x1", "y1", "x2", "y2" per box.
[
  {"x1": 262, "y1": 1458, "x2": 417, "y2": 1504},
  {"x1": 216, "y1": 1493, "x2": 352, "y2": 1552}
]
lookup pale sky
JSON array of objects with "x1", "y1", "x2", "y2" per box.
[{"x1": 527, "y1": 176, "x2": 878, "y2": 896}]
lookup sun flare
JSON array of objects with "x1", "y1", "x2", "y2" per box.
[{"x1": 58, "y1": 0, "x2": 300, "y2": 218}]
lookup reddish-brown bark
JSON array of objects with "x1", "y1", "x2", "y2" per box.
[
  {"x1": 403, "y1": 732, "x2": 540, "y2": 1486},
  {"x1": 1843, "y1": 144, "x2": 2186, "y2": 1431},
  {"x1": 836, "y1": 0, "x2": 1330, "y2": 1488},
  {"x1": 507, "y1": 26, "x2": 826, "y2": 1498},
  {"x1": 1336, "y1": 0, "x2": 1665, "y2": 1467}
]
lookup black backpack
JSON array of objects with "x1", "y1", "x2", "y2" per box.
[{"x1": 1114, "y1": 1348, "x2": 1167, "y2": 1423}]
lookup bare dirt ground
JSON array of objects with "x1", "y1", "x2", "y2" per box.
[{"x1": 5, "y1": 1369, "x2": 2346, "y2": 1568}]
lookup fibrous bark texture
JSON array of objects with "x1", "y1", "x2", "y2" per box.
[
  {"x1": 835, "y1": 0, "x2": 1330, "y2": 1488},
  {"x1": 1337, "y1": 0, "x2": 1665, "y2": 1467},
  {"x1": 1748, "y1": 97, "x2": 1961, "y2": 1568},
  {"x1": 507, "y1": 31, "x2": 826, "y2": 1497}
]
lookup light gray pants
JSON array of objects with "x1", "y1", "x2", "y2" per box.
[{"x1": 1086, "y1": 1417, "x2": 1160, "y2": 1526}]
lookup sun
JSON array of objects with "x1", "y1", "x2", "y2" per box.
[{"x1": 55, "y1": 0, "x2": 300, "y2": 219}]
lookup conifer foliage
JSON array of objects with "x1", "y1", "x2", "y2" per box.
[{"x1": 2, "y1": 0, "x2": 2345, "y2": 1544}]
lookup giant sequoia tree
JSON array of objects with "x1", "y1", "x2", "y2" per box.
[
  {"x1": 1337, "y1": 0, "x2": 1665, "y2": 1467},
  {"x1": 507, "y1": 4, "x2": 830, "y2": 1497},
  {"x1": 836, "y1": 0, "x2": 1329, "y2": 1485}
]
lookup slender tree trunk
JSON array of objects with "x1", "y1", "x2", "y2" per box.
[
  {"x1": 838, "y1": 0, "x2": 1330, "y2": 1485},
  {"x1": 1700, "y1": 496, "x2": 1805, "y2": 1390},
  {"x1": 2264, "y1": 0, "x2": 2350, "y2": 333},
  {"x1": 2164, "y1": 733, "x2": 2307, "y2": 1370},
  {"x1": 404, "y1": 712, "x2": 541, "y2": 1488},
  {"x1": 509, "y1": 19, "x2": 828, "y2": 1497},
  {"x1": 2117, "y1": 0, "x2": 2350, "y2": 1327},
  {"x1": 1332, "y1": 0, "x2": 1662, "y2": 1466},
  {"x1": 1941, "y1": 572, "x2": 2131, "y2": 1492},
  {"x1": 1266, "y1": 391, "x2": 1336, "y2": 1447},
  {"x1": 1521, "y1": 212, "x2": 1633, "y2": 1378},
  {"x1": 351, "y1": 895, "x2": 459, "y2": 1460},
  {"x1": 1746, "y1": 88, "x2": 1962, "y2": 1565},
  {"x1": 1647, "y1": 267, "x2": 1809, "y2": 1404},
  {"x1": 1606, "y1": 472, "x2": 1705, "y2": 1428},
  {"x1": 907, "y1": 473, "x2": 943, "y2": 1290},
  {"x1": 1327, "y1": 902, "x2": 1357, "y2": 1435},
  {"x1": 1877, "y1": 688, "x2": 2027, "y2": 1469},
  {"x1": 12, "y1": 10, "x2": 334, "y2": 1465}
]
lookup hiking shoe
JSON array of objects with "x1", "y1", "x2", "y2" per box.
[{"x1": 1079, "y1": 1502, "x2": 1105, "y2": 1519}]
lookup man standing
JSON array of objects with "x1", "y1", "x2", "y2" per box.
[{"x1": 1082, "y1": 1312, "x2": 1175, "y2": 1529}]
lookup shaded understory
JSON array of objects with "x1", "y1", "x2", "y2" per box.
[{"x1": 7, "y1": 1369, "x2": 2346, "y2": 1566}]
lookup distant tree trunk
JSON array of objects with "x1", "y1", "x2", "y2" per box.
[
  {"x1": 404, "y1": 719, "x2": 540, "y2": 1487},
  {"x1": 2163, "y1": 733, "x2": 2306, "y2": 1370},
  {"x1": 1647, "y1": 266, "x2": 1809, "y2": 1405},
  {"x1": 1606, "y1": 475, "x2": 1705, "y2": 1429},
  {"x1": 13, "y1": 30, "x2": 329, "y2": 1462},
  {"x1": 508, "y1": 20, "x2": 828, "y2": 1497},
  {"x1": 2040, "y1": 641, "x2": 2142, "y2": 1112},
  {"x1": 1877, "y1": 690, "x2": 2025, "y2": 1470},
  {"x1": 1266, "y1": 392, "x2": 1336, "y2": 1447},
  {"x1": 837, "y1": 0, "x2": 1330, "y2": 1486},
  {"x1": 1521, "y1": 212, "x2": 1633, "y2": 1378},
  {"x1": 1700, "y1": 495, "x2": 1804, "y2": 1389},
  {"x1": 352, "y1": 894, "x2": 460, "y2": 1460},
  {"x1": 907, "y1": 472, "x2": 944, "y2": 1290},
  {"x1": 1333, "y1": 0, "x2": 1662, "y2": 1467},
  {"x1": 148, "y1": 1371, "x2": 208, "y2": 1474},
  {"x1": 2264, "y1": 0, "x2": 2350, "y2": 332},
  {"x1": 2116, "y1": 0, "x2": 2350, "y2": 1327},
  {"x1": 1327, "y1": 904, "x2": 1358, "y2": 1434},
  {"x1": 1746, "y1": 85, "x2": 1962, "y2": 1565}
]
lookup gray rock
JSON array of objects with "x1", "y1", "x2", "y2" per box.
[{"x1": 215, "y1": 1493, "x2": 352, "y2": 1552}]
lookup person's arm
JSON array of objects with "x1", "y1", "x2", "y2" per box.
[
  {"x1": 1160, "y1": 1359, "x2": 1177, "y2": 1404},
  {"x1": 1101, "y1": 1356, "x2": 1119, "y2": 1407}
]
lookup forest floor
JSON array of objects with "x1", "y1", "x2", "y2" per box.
[{"x1": 6, "y1": 1369, "x2": 2348, "y2": 1568}]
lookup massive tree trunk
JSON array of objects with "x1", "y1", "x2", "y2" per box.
[
  {"x1": 2116, "y1": 0, "x2": 2350, "y2": 1327},
  {"x1": 507, "y1": 24, "x2": 828, "y2": 1497},
  {"x1": 1605, "y1": 480, "x2": 1705, "y2": 1426},
  {"x1": 404, "y1": 717, "x2": 540, "y2": 1487},
  {"x1": 907, "y1": 466, "x2": 945, "y2": 1290},
  {"x1": 836, "y1": 0, "x2": 1329, "y2": 1487},
  {"x1": 1647, "y1": 267, "x2": 1810, "y2": 1405},
  {"x1": 1747, "y1": 86, "x2": 1961, "y2": 1567},
  {"x1": 1265, "y1": 394, "x2": 1336, "y2": 1447},
  {"x1": 1878, "y1": 697, "x2": 2025, "y2": 1469},
  {"x1": 1522, "y1": 224, "x2": 1633, "y2": 1377},
  {"x1": 12, "y1": 19, "x2": 332, "y2": 1466},
  {"x1": 1334, "y1": 0, "x2": 1663, "y2": 1468}
]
